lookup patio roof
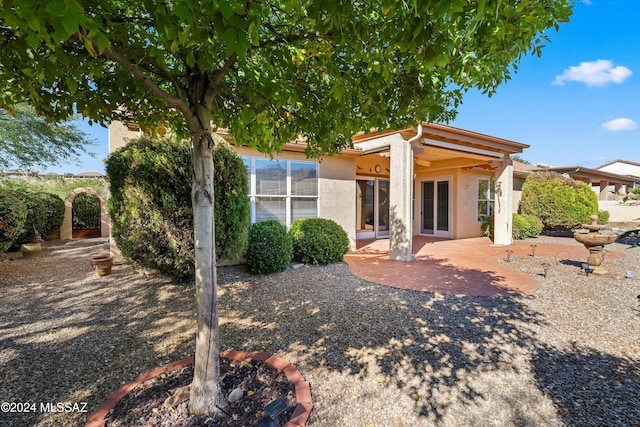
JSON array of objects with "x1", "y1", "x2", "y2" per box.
[{"x1": 534, "y1": 166, "x2": 640, "y2": 187}]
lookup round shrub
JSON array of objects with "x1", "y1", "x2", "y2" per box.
[
  {"x1": 246, "y1": 220, "x2": 293, "y2": 274},
  {"x1": 106, "y1": 136, "x2": 249, "y2": 279},
  {"x1": 512, "y1": 213, "x2": 543, "y2": 240},
  {"x1": 290, "y1": 218, "x2": 349, "y2": 264},
  {"x1": 519, "y1": 171, "x2": 598, "y2": 231},
  {"x1": 39, "y1": 192, "x2": 65, "y2": 238},
  {"x1": 0, "y1": 188, "x2": 27, "y2": 254}
]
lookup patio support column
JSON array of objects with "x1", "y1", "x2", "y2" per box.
[
  {"x1": 389, "y1": 137, "x2": 413, "y2": 261},
  {"x1": 599, "y1": 180, "x2": 610, "y2": 201},
  {"x1": 493, "y1": 158, "x2": 513, "y2": 245}
]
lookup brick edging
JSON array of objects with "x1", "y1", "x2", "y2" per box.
[{"x1": 85, "y1": 351, "x2": 313, "y2": 427}]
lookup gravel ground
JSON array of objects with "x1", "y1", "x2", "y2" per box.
[{"x1": 1, "y1": 235, "x2": 639, "y2": 426}]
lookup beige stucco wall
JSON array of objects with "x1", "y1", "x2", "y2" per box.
[
  {"x1": 108, "y1": 121, "x2": 143, "y2": 154},
  {"x1": 598, "y1": 200, "x2": 640, "y2": 222},
  {"x1": 234, "y1": 146, "x2": 357, "y2": 250}
]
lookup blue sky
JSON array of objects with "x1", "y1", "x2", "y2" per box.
[
  {"x1": 44, "y1": 0, "x2": 638, "y2": 174},
  {"x1": 450, "y1": 0, "x2": 639, "y2": 168}
]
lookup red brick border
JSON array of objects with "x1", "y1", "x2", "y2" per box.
[{"x1": 85, "y1": 352, "x2": 312, "y2": 427}]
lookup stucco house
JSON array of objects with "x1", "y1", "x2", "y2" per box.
[{"x1": 109, "y1": 121, "x2": 528, "y2": 261}]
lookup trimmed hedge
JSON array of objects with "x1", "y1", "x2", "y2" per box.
[
  {"x1": 106, "y1": 136, "x2": 249, "y2": 279},
  {"x1": 290, "y1": 218, "x2": 349, "y2": 264},
  {"x1": 0, "y1": 188, "x2": 27, "y2": 254},
  {"x1": 246, "y1": 220, "x2": 293, "y2": 274},
  {"x1": 13, "y1": 190, "x2": 47, "y2": 244},
  {"x1": 39, "y1": 192, "x2": 65, "y2": 238},
  {"x1": 519, "y1": 171, "x2": 598, "y2": 230}
]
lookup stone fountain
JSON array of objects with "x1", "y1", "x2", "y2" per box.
[{"x1": 573, "y1": 215, "x2": 618, "y2": 275}]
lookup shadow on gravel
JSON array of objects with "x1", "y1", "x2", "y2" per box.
[
  {"x1": 217, "y1": 263, "x2": 549, "y2": 425},
  {"x1": 532, "y1": 343, "x2": 640, "y2": 425},
  {"x1": 0, "y1": 239, "x2": 196, "y2": 427}
]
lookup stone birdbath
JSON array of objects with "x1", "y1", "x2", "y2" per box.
[{"x1": 573, "y1": 215, "x2": 618, "y2": 275}]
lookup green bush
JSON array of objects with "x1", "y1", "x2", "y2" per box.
[
  {"x1": 72, "y1": 192, "x2": 101, "y2": 229},
  {"x1": 597, "y1": 210, "x2": 610, "y2": 225},
  {"x1": 246, "y1": 220, "x2": 293, "y2": 274},
  {"x1": 290, "y1": 218, "x2": 349, "y2": 264},
  {"x1": 519, "y1": 171, "x2": 598, "y2": 230},
  {"x1": 13, "y1": 190, "x2": 47, "y2": 244},
  {"x1": 106, "y1": 136, "x2": 249, "y2": 279},
  {"x1": 0, "y1": 188, "x2": 27, "y2": 254},
  {"x1": 39, "y1": 192, "x2": 65, "y2": 238},
  {"x1": 482, "y1": 213, "x2": 543, "y2": 240},
  {"x1": 512, "y1": 213, "x2": 543, "y2": 240}
]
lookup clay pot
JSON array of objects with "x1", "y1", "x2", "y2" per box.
[
  {"x1": 20, "y1": 243, "x2": 42, "y2": 259},
  {"x1": 90, "y1": 254, "x2": 113, "y2": 277}
]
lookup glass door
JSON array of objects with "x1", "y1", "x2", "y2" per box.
[
  {"x1": 356, "y1": 178, "x2": 390, "y2": 239},
  {"x1": 356, "y1": 179, "x2": 375, "y2": 239},
  {"x1": 377, "y1": 179, "x2": 390, "y2": 237},
  {"x1": 421, "y1": 179, "x2": 451, "y2": 238}
]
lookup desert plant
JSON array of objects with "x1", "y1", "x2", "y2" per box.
[
  {"x1": 0, "y1": 188, "x2": 28, "y2": 254},
  {"x1": 246, "y1": 220, "x2": 293, "y2": 274},
  {"x1": 519, "y1": 171, "x2": 598, "y2": 230},
  {"x1": 107, "y1": 136, "x2": 249, "y2": 279},
  {"x1": 290, "y1": 218, "x2": 349, "y2": 264}
]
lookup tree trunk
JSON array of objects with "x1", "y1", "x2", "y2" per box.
[{"x1": 188, "y1": 124, "x2": 224, "y2": 415}]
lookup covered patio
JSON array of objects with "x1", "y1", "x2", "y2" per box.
[{"x1": 343, "y1": 236, "x2": 624, "y2": 297}]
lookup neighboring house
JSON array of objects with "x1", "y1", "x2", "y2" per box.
[
  {"x1": 109, "y1": 121, "x2": 528, "y2": 261},
  {"x1": 511, "y1": 161, "x2": 640, "y2": 223},
  {"x1": 596, "y1": 158, "x2": 640, "y2": 176}
]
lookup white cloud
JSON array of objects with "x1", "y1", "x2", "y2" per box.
[
  {"x1": 602, "y1": 118, "x2": 638, "y2": 132},
  {"x1": 553, "y1": 60, "x2": 632, "y2": 86}
]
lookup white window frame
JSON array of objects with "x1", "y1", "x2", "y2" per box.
[
  {"x1": 477, "y1": 178, "x2": 495, "y2": 221},
  {"x1": 243, "y1": 156, "x2": 319, "y2": 228}
]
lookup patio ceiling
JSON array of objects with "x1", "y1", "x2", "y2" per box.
[{"x1": 353, "y1": 123, "x2": 527, "y2": 174}]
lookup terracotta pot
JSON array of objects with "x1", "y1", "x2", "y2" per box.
[
  {"x1": 90, "y1": 254, "x2": 113, "y2": 277},
  {"x1": 20, "y1": 243, "x2": 42, "y2": 259}
]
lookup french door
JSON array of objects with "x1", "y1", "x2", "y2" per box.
[
  {"x1": 420, "y1": 179, "x2": 451, "y2": 238},
  {"x1": 356, "y1": 178, "x2": 390, "y2": 239}
]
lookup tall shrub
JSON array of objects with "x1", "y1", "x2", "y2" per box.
[
  {"x1": 519, "y1": 172, "x2": 598, "y2": 230},
  {"x1": 107, "y1": 136, "x2": 249, "y2": 279},
  {"x1": 0, "y1": 188, "x2": 27, "y2": 254}
]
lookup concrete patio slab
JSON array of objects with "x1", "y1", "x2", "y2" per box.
[{"x1": 344, "y1": 236, "x2": 624, "y2": 297}]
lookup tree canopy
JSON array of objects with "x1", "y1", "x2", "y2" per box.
[
  {"x1": 0, "y1": 0, "x2": 572, "y2": 155},
  {"x1": 0, "y1": 103, "x2": 95, "y2": 170}
]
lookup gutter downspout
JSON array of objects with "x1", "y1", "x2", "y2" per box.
[{"x1": 408, "y1": 123, "x2": 423, "y2": 146}]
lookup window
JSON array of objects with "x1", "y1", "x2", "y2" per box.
[
  {"x1": 243, "y1": 156, "x2": 318, "y2": 228},
  {"x1": 478, "y1": 178, "x2": 495, "y2": 221}
]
